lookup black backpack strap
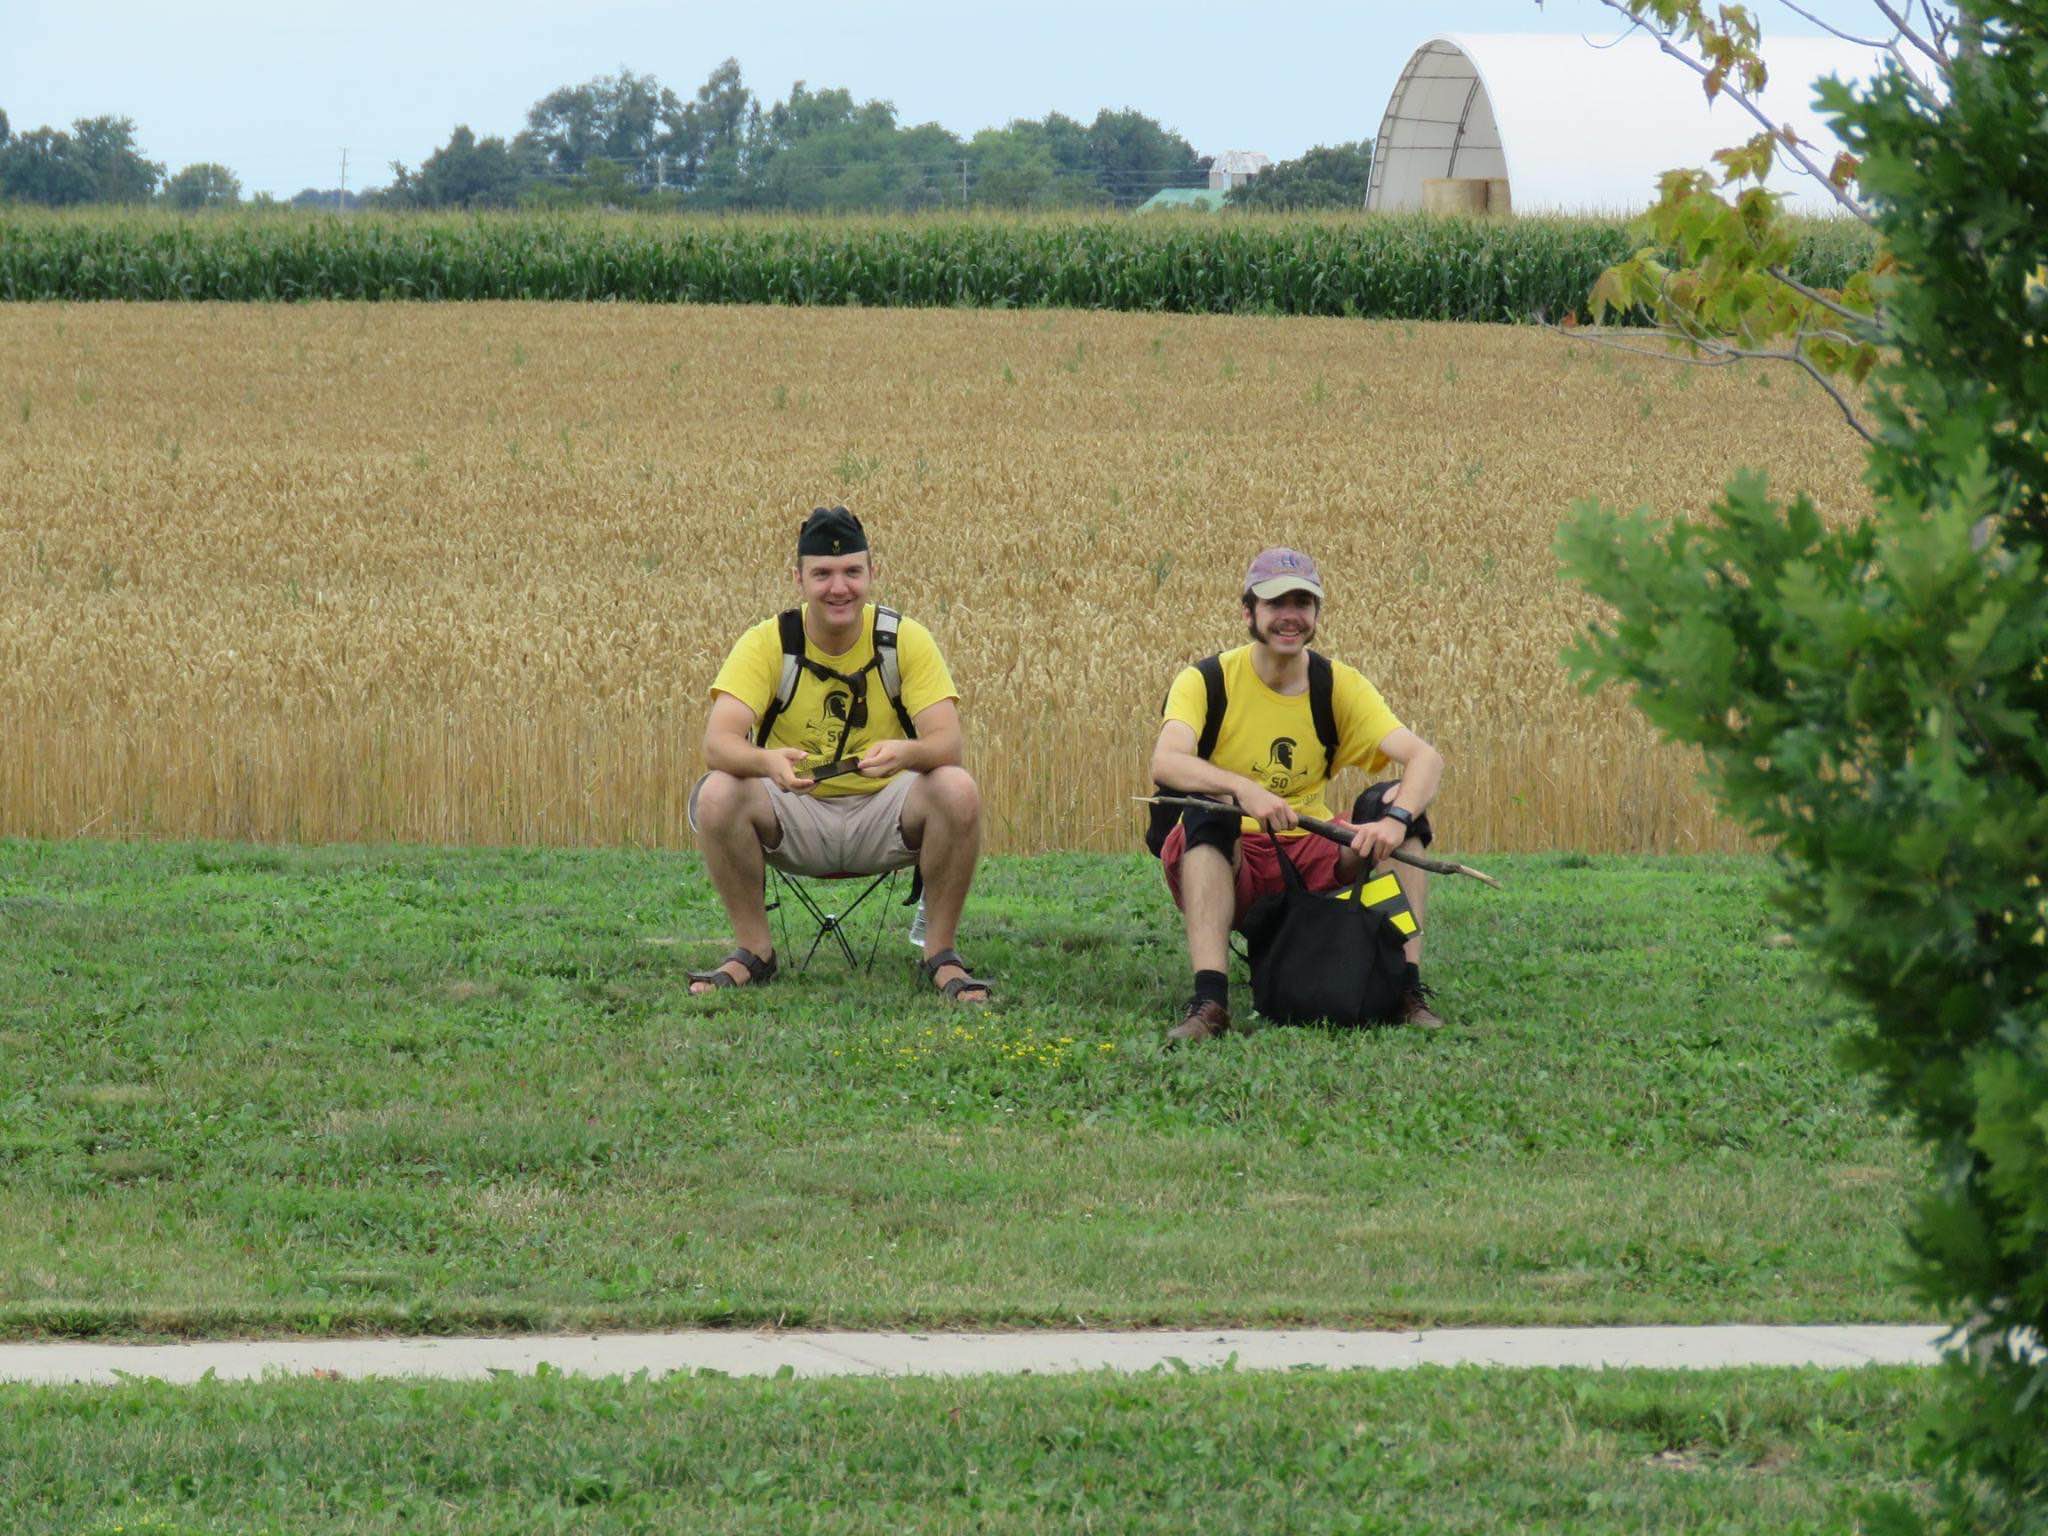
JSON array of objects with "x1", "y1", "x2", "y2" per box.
[
  {"x1": 753, "y1": 608, "x2": 808, "y2": 746},
  {"x1": 871, "y1": 606, "x2": 920, "y2": 902},
  {"x1": 1193, "y1": 654, "x2": 1226, "y2": 761},
  {"x1": 1146, "y1": 654, "x2": 1230, "y2": 856},
  {"x1": 872, "y1": 605, "x2": 918, "y2": 739},
  {"x1": 1306, "y1": 651, "x2": 1340, "y2": 780}
]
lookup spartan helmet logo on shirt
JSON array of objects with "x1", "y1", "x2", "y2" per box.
[
  {"x1": 800, "y1": 689, "x2": 854, "y2": 757},
  {"x1": 1254, "y1": 737, "x2": 1298, "y2": 790}
]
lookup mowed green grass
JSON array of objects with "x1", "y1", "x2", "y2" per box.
[
  {"x1": 0, "y1": 840, "x2": 1923, "y2": 1337},
  {"x1": 0, "y1": 1366, "x2": 1935, "y2": 1534}
]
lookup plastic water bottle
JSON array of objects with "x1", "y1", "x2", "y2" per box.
[{"x1": 907, "y1": 895, "x2": 927, "y2": 948}]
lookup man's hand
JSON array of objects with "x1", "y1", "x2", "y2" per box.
[
  {"x1": 856, "y1": 739, "x2": 914, "y2": 778},
  {"x1": 1349, "y1": 817, "x2": 1407, "y2": 866},
  {"x1": 1236, "y1": 784, "x2": 1298, "y2": 834},
  {"x1": 764, "y1": 747, "x2": 816, "y2": 793}
]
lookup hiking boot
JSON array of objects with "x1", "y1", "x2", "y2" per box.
[
  {"x1": 1167, "y1": 998, "x2": 1232, "y2": 1043},
  {"x1": 1399, "y1": 982, "x2": 1444, "y2": 1031}
]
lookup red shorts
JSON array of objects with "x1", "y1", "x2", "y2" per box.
[{"x1": 1159, "y1": 820, "x2": 1353, "y2": 930}]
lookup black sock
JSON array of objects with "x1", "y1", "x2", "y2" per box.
[{"x1": 1193, "y1": 969, "x2": 1229, "y2": 1009}]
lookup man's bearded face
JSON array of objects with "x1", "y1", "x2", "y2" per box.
[{"x1": 1246, "y1": 590, "x2": 1320, "y2": 648}]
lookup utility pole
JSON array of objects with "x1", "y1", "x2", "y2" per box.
[
  {"x1": 960, "y1": 158, "x2": 967, "y2": 209},
  {"x1": 337, "y1": 148, "x2": 348, "y2": 213}
]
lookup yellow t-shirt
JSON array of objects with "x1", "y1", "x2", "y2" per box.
[
  {"x1": 1162, "y1": 645, "x2": 1403, "y2": 833},
  {"x1": 710, "y1": 604, "x2": 958, "y2": 798}
]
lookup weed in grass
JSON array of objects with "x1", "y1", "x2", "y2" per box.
[{"x1": 833, "y1": 448, "x2": 881, "y2": 484}]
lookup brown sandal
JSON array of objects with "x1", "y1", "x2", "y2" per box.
[
  {"x1": 688, "y1": 947, "x2": 778, "y2": 993},
  {"x1": 919, "y1": 947, "x2": 993, "y2": 1004}
]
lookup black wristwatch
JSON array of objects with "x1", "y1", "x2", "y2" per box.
[{"x1": 1381, "y1": 805, "x2": 1416, "y2": 829}]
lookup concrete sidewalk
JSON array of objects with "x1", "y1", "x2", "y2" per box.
[{"x1": 0, "y1": 1325, "x2": 1947, "y2": 1386}]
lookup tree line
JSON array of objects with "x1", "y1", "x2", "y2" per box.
[
  {"x1": 0, "y1": 64, "x2": 1372, "y2": 214},
  {"x1": 0, "y1": 108, "x2": 242, "y2": 209}
]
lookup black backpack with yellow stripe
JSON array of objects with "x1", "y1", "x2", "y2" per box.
[
  {"x1": 1241, "y1": 848, "x2": 1411, "y2": 1027},
  {"x1": 1144, "y1": 650, "x2": 1341, "y2": 855}
]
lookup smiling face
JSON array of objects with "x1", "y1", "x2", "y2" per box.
[
  {"x1": 795, "y1": 551, "x2": 874, "y2": 632},
  {"x1": 1245, "y1": 588, "x2": 1320, "y2": 654}
]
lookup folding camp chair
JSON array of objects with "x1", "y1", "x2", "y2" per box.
[{"x1": 765, "y1": 865, "x2": 909, "y2": 973}]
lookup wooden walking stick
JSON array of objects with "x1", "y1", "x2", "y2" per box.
[{"x1": 1134, "y1": 794, "x2": 1504, "y2": 889}]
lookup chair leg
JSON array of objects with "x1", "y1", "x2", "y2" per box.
[
  {"x1": 764, "y1": 867, "x2": 901, "y2": 974},
  {"x1": 860, "y1": 869, "x2": 902, "y2": 973},
  {"x1": 821, "y1": 909, "x2": 858, "y2": 969},
  {"x1": 788, "y1": 878, "x2": 841, "y2": 972},
  {"x1": 813, "y1": 870, "x2": 890, "y2": 970}
]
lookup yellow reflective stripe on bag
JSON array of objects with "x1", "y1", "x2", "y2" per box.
[{"x1": 1332, "y1": 872, "x2": 1418, "y2": 936}]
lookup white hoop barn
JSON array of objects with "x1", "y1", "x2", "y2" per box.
[{"x1": 1365, "y1": 32, "x2": 1890, "y2": 216}]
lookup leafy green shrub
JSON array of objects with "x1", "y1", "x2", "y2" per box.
[{"x1": 1559, "y1": 5, "x2": 2046, "y2": 1527}]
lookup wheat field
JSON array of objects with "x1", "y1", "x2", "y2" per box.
[{"x1": 0, "y1": 303, "x2": 1867, "y2": 854}]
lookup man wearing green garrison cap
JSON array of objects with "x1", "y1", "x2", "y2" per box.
[{"x1": 686, "y1": 506, "x2": 993, "y2": 1003}]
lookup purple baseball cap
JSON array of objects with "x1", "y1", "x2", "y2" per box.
[{"x1": 1245, "y1": 547, "x2": 1324, "y2": 602}]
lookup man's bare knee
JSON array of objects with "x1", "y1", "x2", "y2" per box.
[
  {"x1": 911, "y1": 765, "x2": 980, "y2": 838},
  {"x1": 926, "y1": 765, "x2": 980, "y2": 824},
  {"x1": 695, "y1": 771, "x2": 773, "y2": 841}
]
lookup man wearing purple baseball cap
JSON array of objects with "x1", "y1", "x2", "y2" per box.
[{"x1": 1147, "y1": 546, "x2": 1446, "y2": 1040}]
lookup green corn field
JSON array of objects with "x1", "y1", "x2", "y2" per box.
[{"x1": 0, "y1": 209, "x2": 1875, "y2": 318}]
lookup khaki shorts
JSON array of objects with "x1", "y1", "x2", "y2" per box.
[{"x1": 689, "y1": 770, "x2": 920, "y2": 877}]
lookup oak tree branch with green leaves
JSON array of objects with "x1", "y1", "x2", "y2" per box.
[{"x1": 1554, "y1": 3, "x2": 2045, "y2": 1528}]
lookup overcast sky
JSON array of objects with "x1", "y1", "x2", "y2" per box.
[{"x1": 4, "y1": 0, "x2": 1890, "y2": 198}]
